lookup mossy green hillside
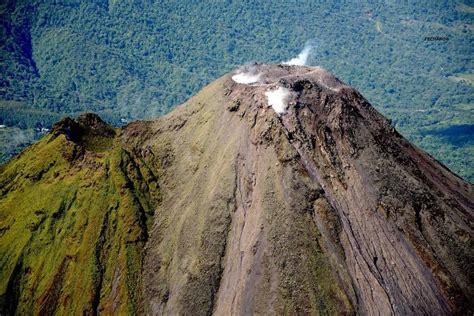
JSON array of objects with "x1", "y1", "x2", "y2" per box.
[{"x1": 0, "y1": 124, "x2": 159, "y2": 314}]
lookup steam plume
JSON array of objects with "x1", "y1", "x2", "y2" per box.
[
  {"x1": 283, "y1": 42, "x2": 314, "y2": 66},
  {"x1": 265, "y1": 87, "x2": 292, "y2": 115},
  {"x1": 232, "y1": 72, "x2": 261, "y2": 84}
]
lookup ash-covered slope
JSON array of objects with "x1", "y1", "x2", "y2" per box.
[{"x1": 1, "y1": 64, "x2": 473, "y2": 315}]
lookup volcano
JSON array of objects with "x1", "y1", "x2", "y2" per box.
[{"x1": 0, "y1": 64, "x2": 472, "y2": 315}]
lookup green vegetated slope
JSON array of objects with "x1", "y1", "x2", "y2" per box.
[
  {"x1": 0, "y1": 114, "x2": 159, "y2": 314},
  {"x1": 1, "y1": 0, "x2": 473, "y2": 181}
]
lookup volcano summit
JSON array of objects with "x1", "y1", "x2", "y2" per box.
[{"x1": 0, "y1": 65, "x2": 473, "y2": 315}]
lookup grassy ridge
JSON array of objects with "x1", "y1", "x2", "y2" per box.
[{"x1": 0, "y1": 124, "x2": 158, "y2": 314}]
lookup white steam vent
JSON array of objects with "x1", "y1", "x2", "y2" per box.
[
  {"x1": 283, "y1": 42, "x2": 314, "y2": 66},
  {"x1": 265, "y1": 87, "x2": 292, "y2": 115},
  {"x1": 232, "y1": 72, "x2": 261, "y2": 84}
]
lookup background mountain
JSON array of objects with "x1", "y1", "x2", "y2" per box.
[
  {"x1": 1, "y1": 65, "x2": 473, "y2": 314},
  {"x1": 0, "y1": 0, "x2": 473, "y2": 181}
]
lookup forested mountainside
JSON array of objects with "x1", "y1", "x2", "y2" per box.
[
  {"x1": 1, "y1": 1, "x2": 473, "y2": 181},
  {"x1": 1, "y1": 65, "x2": 472, "y2": 314}
]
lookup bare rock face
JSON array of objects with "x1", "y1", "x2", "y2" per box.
[
  {"x1": 52, "y1": 113, "x2": 116, "y2": 142},
  {"x1": 130, "y1": 64, "x2": 473, "y2": 315},
  {"x1": 1, "y1": 65, "x2": 472, "y2": 315}
]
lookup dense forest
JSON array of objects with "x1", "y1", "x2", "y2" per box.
[{"x1": 0, "y1": 0, "x2": 473, "y2": 181}]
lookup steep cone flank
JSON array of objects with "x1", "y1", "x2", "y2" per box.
[{"x1": 1, "y1": 65, "x2": 473, "y2": 315}]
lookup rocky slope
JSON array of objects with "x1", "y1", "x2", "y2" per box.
[{"x1": 0, "y1": 64, "x2": 473, "y2": 315}]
